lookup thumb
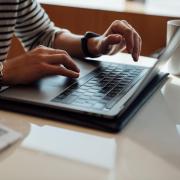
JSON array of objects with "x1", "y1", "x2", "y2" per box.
[{"x1": 100, "y1": 34, "x2": 123, "y2": 54}]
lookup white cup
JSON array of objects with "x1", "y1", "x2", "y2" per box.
[{"x1": 167, "y1": 20, "x2": 180, "y2": 75}]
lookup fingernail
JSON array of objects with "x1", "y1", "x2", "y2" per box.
[
  {"x1": 133, "y1": 58, "x2": 137, "y2": 62},
  {"x1": 133, "y1": 55, "x2": 138, "y2": 62},
  {"x1": 74, "y1": 66, "x2": 80, "y2": 73},
  {"x1": 75, "y1": 72, "x2": 80, "y2": 77},
  {"x1": 77, "y1": 67, "x2": 80, "y2": 72}
]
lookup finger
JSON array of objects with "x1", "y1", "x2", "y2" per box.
[
  {"x1": 132, "y1": 34, "x2": 142, "y2": 61},
  {"x1": 132, "y1": 35, "x2": 140, "y2": 61},
  {"x1": 111, "y1": 20, "x2": 134, "y2": 54},
  {"x1": 108, "y1": 45, "x2": 120, "y2": 55},
  {"x1": 101, "y1": 34, "x2": 122, "y2": 54},
  {"x1": 58, "y1": 66, "x2": 80, "y2": 78},
  {"x1": 43, "y1": 54, "x2": 80, "y2": 73},
  {"x1": 121, "y1": 21, "x2": 142, "y2": 59},
  {"x1": 110, "y1": 37, "x2": 126, "y2": 55},
  {"x1": 108, "y1": 43, "x2": 126, "y2": 55},
  {"x1": 42, "y1": 64, "x2": 80, "y2": 78},
  {"x1": 139, "y1": 37, "x2": 142, "y2": 58},
  {"x1": 35, "y1": 45, "x2": 68, "y2": 55}
]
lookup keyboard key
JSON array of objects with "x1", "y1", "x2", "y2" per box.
[
  {"x1": 91, "y1": 86, "x2": 102, "y2": 91},
  {"x1": 84, "y1": 92, "x2": 94, "y2": 96},
  {"x1": 75, "y1": 89, "x2": 86, "y2": 93},
  {"x1": 71, "y1": 91, "x2": 82, "y2": 96},
  {"x1": 88, "y1": 89, "x2": 99, "y2": 93},
  {"x1": 94, "y1": 93, "x2": 104, "y2": 97},
  {"x1": 103, "y1": 95, "x2": 113, "y2": 101},
  {"x1": 79, "y1": 95, "x2": 91, "y2": 100},
  {"x1": 107, "y1": 92, "x2": 118, "y2": 98},
  {"x1": 80, "y1": 86, "x2": 90, "y2": 90},
  {"x1": 91, "y1": 96, "x2": 103, "y2": 101}
]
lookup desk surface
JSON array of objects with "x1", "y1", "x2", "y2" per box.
[{"x1": 0, "y1": 68, "x2": 180, "y2": 179}]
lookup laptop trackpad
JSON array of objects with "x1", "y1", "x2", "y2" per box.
[{"x1": 0, "y1": 58, "x2": 98, "y2": 103}]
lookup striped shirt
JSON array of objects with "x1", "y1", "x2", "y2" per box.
[{"x1": 0, "y1": 0, "x2": 64, "y2": 62}]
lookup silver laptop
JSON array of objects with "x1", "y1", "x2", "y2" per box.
[{"x1": 0, "y1": 29, "x2": 180, "y2": 119}]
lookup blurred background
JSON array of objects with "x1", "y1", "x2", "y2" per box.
[{"x1": 8, "y1": 0, "x2": 180, "y2": 58}]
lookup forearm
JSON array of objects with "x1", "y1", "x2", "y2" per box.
[
  {"x1": 53, "y1": 31, "x2": 84, "y2": 58},
  {"x1": 53, "y1": 31, "x2": 99, "y2": 58}
]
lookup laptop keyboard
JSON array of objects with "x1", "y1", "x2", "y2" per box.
[{"x1": 52, "y1": 62, "x2": 146, "y2": 111}]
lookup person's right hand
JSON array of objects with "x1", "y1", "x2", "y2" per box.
[{"x1": 2, "y1": 46, "x2": 80, "y2": 85}]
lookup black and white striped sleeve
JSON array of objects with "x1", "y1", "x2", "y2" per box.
[{"x1": 15, "y1": 0, "x2": 65, "y2": 51}]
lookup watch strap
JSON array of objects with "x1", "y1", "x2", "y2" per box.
[{"x1": 81, "y1": 31, "x2": 100, "y2": 58}]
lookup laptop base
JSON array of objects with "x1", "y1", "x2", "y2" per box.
[{"x1": 0, "y1": 73, "x2": 168, "y2": 133}]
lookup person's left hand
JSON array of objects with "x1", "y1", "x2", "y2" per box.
[{"x1": 88, "y1": 20, "x2": 142, "y2": 61}]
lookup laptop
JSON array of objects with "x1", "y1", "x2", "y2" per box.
[{"x1": 0, "y1": 29, "x2": 180, "y2": 119}]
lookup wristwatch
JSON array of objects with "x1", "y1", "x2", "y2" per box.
[
  {"x1": 0, "y1": 62, "x2": 4, "y2": 86},
  {"x1": 81, "y1": 31, "x2": 100, "y2": 58}
]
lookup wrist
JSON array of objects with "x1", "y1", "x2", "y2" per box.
[
  {"x1": 0, "y1": 61, "x2": 4, "y2": 86},
  {"x1": 0, "y1": 61, "x2": 13, "y2": 85},
  {"x1": 81, "y1": 32, "x2": 101, "y2": 58},
  {"x1": 87, "y1": 37, "x2": 101, "y2": 58}
]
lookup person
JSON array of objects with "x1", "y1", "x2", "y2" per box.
[{"x1": 0, "y1": 0, "x2": 142, "y2": 85}]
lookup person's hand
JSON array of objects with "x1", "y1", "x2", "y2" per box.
[
  {"x1": 2, "y1": 46, "x2": 80, "y2": 85},
  {"x1": 88, "y1": 20, "x2": 142, "y2": 61}
]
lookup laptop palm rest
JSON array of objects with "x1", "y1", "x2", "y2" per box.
[{"x1": 0, "y1": 59, "x2": 98, "y2": 104}]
